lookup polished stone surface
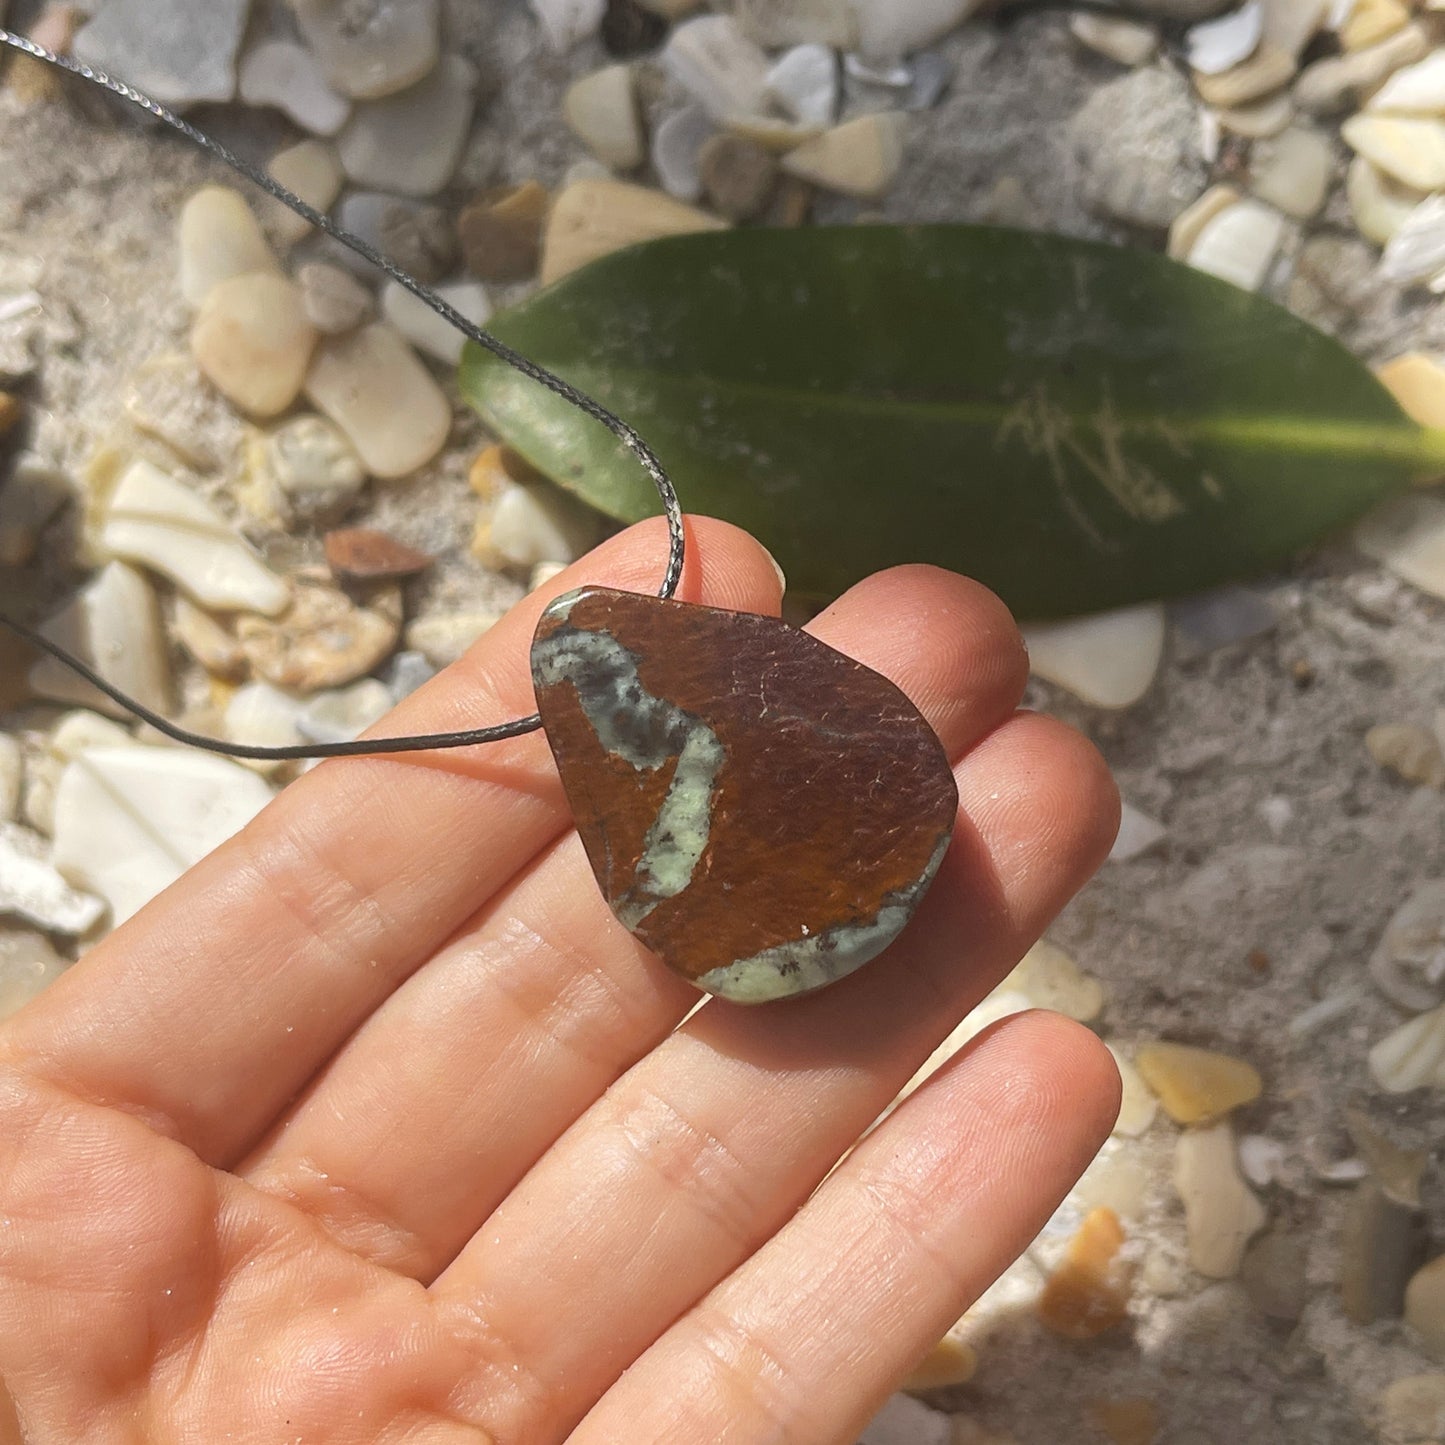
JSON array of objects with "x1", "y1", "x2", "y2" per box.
[{"x1": 531, "y1": 586, "x2": 957, "y2": 1003}]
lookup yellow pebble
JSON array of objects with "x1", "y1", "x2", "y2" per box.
[
  {"x1": 1376, "y1": 354, "x2": 1445, "y2": 432},
  {"x1": 902, "y1": 1334, "x2": 977, "y2": 1391},
  {"x1": 1340, "y1": 0, "x2": 1409, "y2": 50},
  {"x1": 1038, "y1": 1207, "x2": 1133, "y2": 1339},
  {"x1": 1134, "y1": 1042, "x2": 1261, "y2": 1124}
]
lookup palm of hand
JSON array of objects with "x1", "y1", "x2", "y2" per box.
[{"x1": 0, "y1": 521, "x2": 1120, "y2": 1445}]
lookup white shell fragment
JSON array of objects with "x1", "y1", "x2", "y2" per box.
[
  {"x1": 487, "y1": 483, "x2": 602, "y2": 569},
  {"x1": 1186, "y1": 198, "x2": 1286, "y2": 291},
  {"x1": 29, "y1": 561, "x2": 171, "y2": 718},
  {"x1": 652, "y1": 106, "x2": 717, "y2": 200},
  {"x1": 1341, "y1": 115, "x2": 1445, "y2": 190},
  {"x1": 239, "y1": 40, "x2": 352, "y2": 137},
  {"x1": 1355, "y1": 494, "x2": 1445, "y2": 601},
  {"x1": 178, "y1": 187, "x2": 280, "y2": 309},
  {"x1": 304, "y1": 324, "x2": 453, "y2": 480},
  {"x1": 51, "y1": 748, "x2": 274, "y2": 927},
  {"x1": 1023, "y1": 602, "x2": 1166, "y2": 709},
  {"x1": 1110, "y1": 802, "x2": 1168, "y2": 861},
  {"x1": 564, "y1": 64, "x2": 645, "y2": 170},
  {"x1": 98, "y1": 459, "x2": 290, "y2": 615},
  {"x1": 1382, "y1": 195, "x2": 1445, "y2": 286},
  {"x1": 779, "y1": 111, "x2": 908, "y2": 198},
  {"x1": 223, "y1": 683, "x2": 306, "y2": 758},
  {"x1": 0, "y1": 822, "x2": 105, "y2": 936},
  {"x1": 1168, "y1": 183, "x2": 1242, "y2": 258},
  {"x1": 381, "y1": 279, "x2": 492, "y2": 366},
  {"x1": 766, "y1": 43, "x2": 839, "y2": 126},
  {"x1": 1369, "y1": 1004, "x2": 1445, "y2": 1092},
  {"x1": 1346, "y1": 155, "x2": 1428, "y2": 245},
  {"x1": 337, "y1": 57, "x2": 479, "y2": 197},
  {"x1": 1369, "y1": 881, "x2": 1445, "y2": 1012},
  {"x1": 1174, "y1": 1121, "x2": 1268, "y2": 1278},
  {"x1": 663, "y1": 16, "x2": 773, "y2": 123},
  {"x1": 1365, "y1": 46, "x2": 1445, "y2": 115},
  {"x1": 1188, "y1": 2, "x2": 1264, "y2": 76}
]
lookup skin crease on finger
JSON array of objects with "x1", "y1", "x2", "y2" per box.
[{"x1": 0, "y1": 521, "x2": 1122, "y2": 1445}]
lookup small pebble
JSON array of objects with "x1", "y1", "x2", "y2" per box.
[
  {"x1": 223, "y1": 682, "x2": 305, "y2": 760},
  {"x1": 1167, "y1": 183, "x2": 1242, "y2": 258},
  {"x1": 73, "y1": 0, "x2": 250, "y2": 105},
  {"x1": 1193, "y1": 42, "x2": 1296, "y2": 107},
  {"x1": 237, "y1": 579, "x2": 402, "y2": 692},
  {"x1": 698, "y1": 133, "x2": 778, "y2": 219},
  {"x1": 297, "y1": 263, "x2": 376, "y2": 337},
  {"x1": 1239, "y1": 1228, "x2": 1310, "y2": 1320},
  {"x1": 381, "y1": 650, "x2": 436, "y2": 701},
  {"x1": 1356, "y1": 494, "x2": 1445, "y2": 602},
  {"x1": 305, "y1": 324, "x2": 453, "y2": 480},
  {"x1": 1340, "y1": 0, "x2": 1410, "y2": 49},
  {"x1": 1237, "y1": 1133, "x2": 1287, "y2": 1187},
  {"x1": 1106, "y1": 1045, "x2": 1159, "y2": 1136},
  {"x1": 1248, "y1": 125, "x2": 1332, "y2": 218},
  {"x1": 458, "y1": 181, "x2": 551, "y2": 283},
  {"x1": 1174, "y1": 1121, "x2": 1268, "y2": 1278},
  {"x1": 1135, "y1": 1041, "x2": 1261, "y2": 1124},
  {"x1": 480, "y1": 481, "x2": 603, "y2": 569},
  {"x1": 1379, "y1": 1374, "x2": 1445, "y2": 1444},
  {"x1": 0, "y1": 929, "x2": 66, "y2": 1022},
  {"x1": 565, "y1": 64, "x2": 645, "y2": 169},
  {"x1": 29, "y1": 560, "x2": 171, "y2": 717},
  {"x1": 652, "y1": 107, "x2": 717, "y2": 200},
  {"x1": 298, "y1": 680, "x2": 394, "y2": 745},
  {"x1": 1406, "y1": 1257, "x2": 1445, "y2": 1359},
  {"x1": 99, "y1": 459, "x2": 290, "y2": 615},
  {"x1": 779, "y1": 111, "x2": 906, "y2": 199},
  {"x1": 324, "y1": 527, "x2": 433, "y2": 581},
  {"x1": 239, "y1": 39, "x2": 352, "y2": 136},
  {"x1": 1186, "y1": 197, "x2": 1286, "y2": 291},
  {"x1": 380, "y1": 278, "x2": 491, "y2": 366},
  {"x1": 1023, "y1": 602, "x2": 1165, "y2": 709},
  {"x1": 766, "y1": 42, "x2": 839, "y2": 125},
  {"x1": 1368, "y1": 1002, "x2": 1445, "y2": 1092},
  {"x1": 267, "y1": 414, "x2": 368, "y2": 522},
  {"x1": 1342, "y1": 114, "x2": 1445, "y2": 190},
  {"x1": 171, "y1": 596, "x2": 246, "y2": 682},
  {"x1": 266, "y1": 141, "x2": 344, "y2": 246},
  {"x1": 1368, "y1": 49, "x2": 1445, "y2": 116},
  {"x1": 1295, "y1": 22, "x2": 1428, "y2": 113},
  {"x1": 178, "y1": 187, "x2": 280, "y2": 309},
  {"x1": 1037, "y1": 1207, "x2": 1134, "y2": 1338},
  {"x1": 662, "y1": 15, "x2": 772, "y2": 122},
  {"x1": 338, "y1": 56, "x2": 479, "y2": 198},
  {"x1": 1215, "y1": 91, "x2": 1296, "y2": 138},
  {"x1": 541, "y1": 178, "x2": 726, "y2": 285},
  {"x1": 51, "y1": 749, "x2": 272, "y2": 926},
  {"x1": 1366, "y1": 723, "x2": 1445, "y2": 788},
  {"x1": 192, "y1": 273, "x2": 318, "y2": 419},
  {"x1": 1381, "y1": 197, "x2": 1445, "y2": 288},
  {"x1": 292, "y1": 0, "x2": 440, "y2": 100},
  {"x1": 1368, "y1": 880, "x2": 1445, "y2": 1013},
  {"x1": 335, "y1": 193, "x2": 458, "y2": 283},
  {"x1": 0, "y1": 820, "x2": 105, "y2": 936},
  {"x1": 1070, "y1": 12, "x2": 1159, "y2": 65},
  {"x1": 1188, "y1": 2, "x2": 1263, "y2": 75},
  {"x1": 1109, "y1": 802, "x2": 1167, "y2": 861},
  {"x1": 1169, "y1": 583, "x2": 1277, "y2": 658},
  {"x1": 1341, "y1": 1180, "x2": 1428, "y2": 1322},
  {"x1": 405, "y1": 611, "x2": 502, "y2": 668},
  {"x1": 1346, "y1": 1107, "x2": 1428, "y2": 1208},
  {"x1": 1000, "y1": 939, "x2": 1104, "y2": 1022}
]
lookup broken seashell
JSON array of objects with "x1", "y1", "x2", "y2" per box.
[
  {"x1": 1174, "y1": 1121, "x2": 1268, "y2": 1278},
  {"x1": 236, "y1": 578, "x2": 402, "y2": 693},
  {"x1": 1369, "y1": 1003, "x2": 1445, "y2": 1092},
  {"x1": 1023, "y1": 603, "x2": 1165, "y2": 709},
  {"x1": 1188, "y1": 3, "x2": 1263, "y2": 76},
  {"x1": 1368, "y1": 880, "x2": 1445, "y2": 1013}
]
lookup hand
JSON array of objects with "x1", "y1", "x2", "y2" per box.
[{"x1": 0, "y1": 519, "x2": 1121, "y2": 1445}]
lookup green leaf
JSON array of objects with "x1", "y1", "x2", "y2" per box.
[{"x1": 459, "y1": 225, "x2": 1445, "y2": 619}]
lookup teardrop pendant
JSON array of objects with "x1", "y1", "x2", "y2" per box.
[{"x1": 531, "y1": 587, "x2": 958, "y2": 1003}]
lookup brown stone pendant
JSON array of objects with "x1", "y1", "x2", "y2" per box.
[{"x1": 530, "y1": 586, "x2": 958, "y2": 1004}]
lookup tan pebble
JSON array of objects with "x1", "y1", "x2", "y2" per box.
[
  {"x1": 1195, "y1": 43, "x2": 1296, "y2": 107},
  {"x1": 1342, "y1": 114, "x2": 1445, "y2": 190},
  {"x1": 237, "y1": 578, "x2": 402, "y2": 691},
  {"x1": 1085, "y1": 1398, "x2": 1159, "y2": 1445},
  {"x1": 1341, "y1": 1180, "x2": 1428, "y2": 1323},
  {"x1": 171, "y1": 596, "x2": 246, "y2": 682},
  {"x1": 564, "y1": 64, "x2": 644, "y2": 169},
  {"x1": 1072, "y1": 1140, "x2": 1152, "y2": 1220},
  {"x1": 1294, "y1": 23, "x2": 1429, "y2": 113},
  {"x1": 192, "y1": 273, "x2": 317, "y2": 419},
  {"x1": 699, "y1": 133, "x2": 778, "y2": 221},
  {"x1": 1346, "y1": 1106, "x2": 1428, "y2": 1209},
  {"x1": 1340, "y1": 0, "x2": 1410, "y2": 50},
  {"x1": 541, "y1": 178, "x2": 726, "y2": 285},
  {"x1": 1367, "y1": 723, "x2": 1445, "y2": 787},
  {"x1": 1135, "y1": 1041, "x2": 1262, "y2": 1123},
  {"x1": 1168, "y1": 184, "x2": 1241, "y2": 259},
  {"x1": 405, "y1": 611, "x2": 501, "y2": 668},
  {"x1": 1368, "y1": 1002, "x2": 1445, "y2": 1092},
  {"x1": 1348, "y1": 156, "x2": 1430, "y2": 244},
  {"x1": 725, "y1": 115, "x2": 823, "y2": 153},
  {"x1": 1380, "y1": 1373, "x2": 1445, "y2": 1444},
  {"x1": 1069, "y1": 12, "x2": 1158, "y2": 66},
  {"x1": 901, "y1": 1334, "x2": 977, "y2": 1391},
  {"x1": 296, "y1": 262, "x2": 375, "y2": 336},
  {"x1": 266, "y1": 140, "x2": 344, "y2": 245},
  {"x1": 1037, "y1": 1207, "x2": 1133, "y2": 1339},
  {"x1": 1174, "y1": 1121, "x2": 1267, "y2": 1278},
  {"x1": 267, "y1": 414, "x2": 368, "y2": 522},
  {"x1": 323, "y1": 527, "x2": 432, "y2": 581},
  {"x1": 178, "y1": 186, "x2": 280, "y2": 308},
  {"x1": 1404, "y1": 1260, "x2": 1445, "y2": 1358},
  {"x1": 1000, "y1": 939, "x2": 1104, "y2": 1022},
  {"x1": 1249, "y1": 125, "x2": 1332, "y2": 217},
  {"x1": 780, "y1": 112, "x2": 907, "y2": 200},
  {"x1": 1215, "y1": 90, "x2": 1296, "y2": 137},
  {"x1": 459, "y1": 181, "x2": 551, "y2": 283},
  {"x1": 1376, "y1": 353, "x2": 1445, "y2": 429},
  {"x1": 1107, "y1": 1045, "x2": 1159, "y2": 1137},
  {"x1": 304, "y1": 323, "x2": 452, "y2": 480},
  {"x1": 1262, "y1": 0, "x2": 1330, "y2": 58}
]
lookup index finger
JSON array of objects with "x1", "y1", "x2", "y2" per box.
[{"x1": 0, "y1": 517, "x2": 784, "y2": 1166}]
